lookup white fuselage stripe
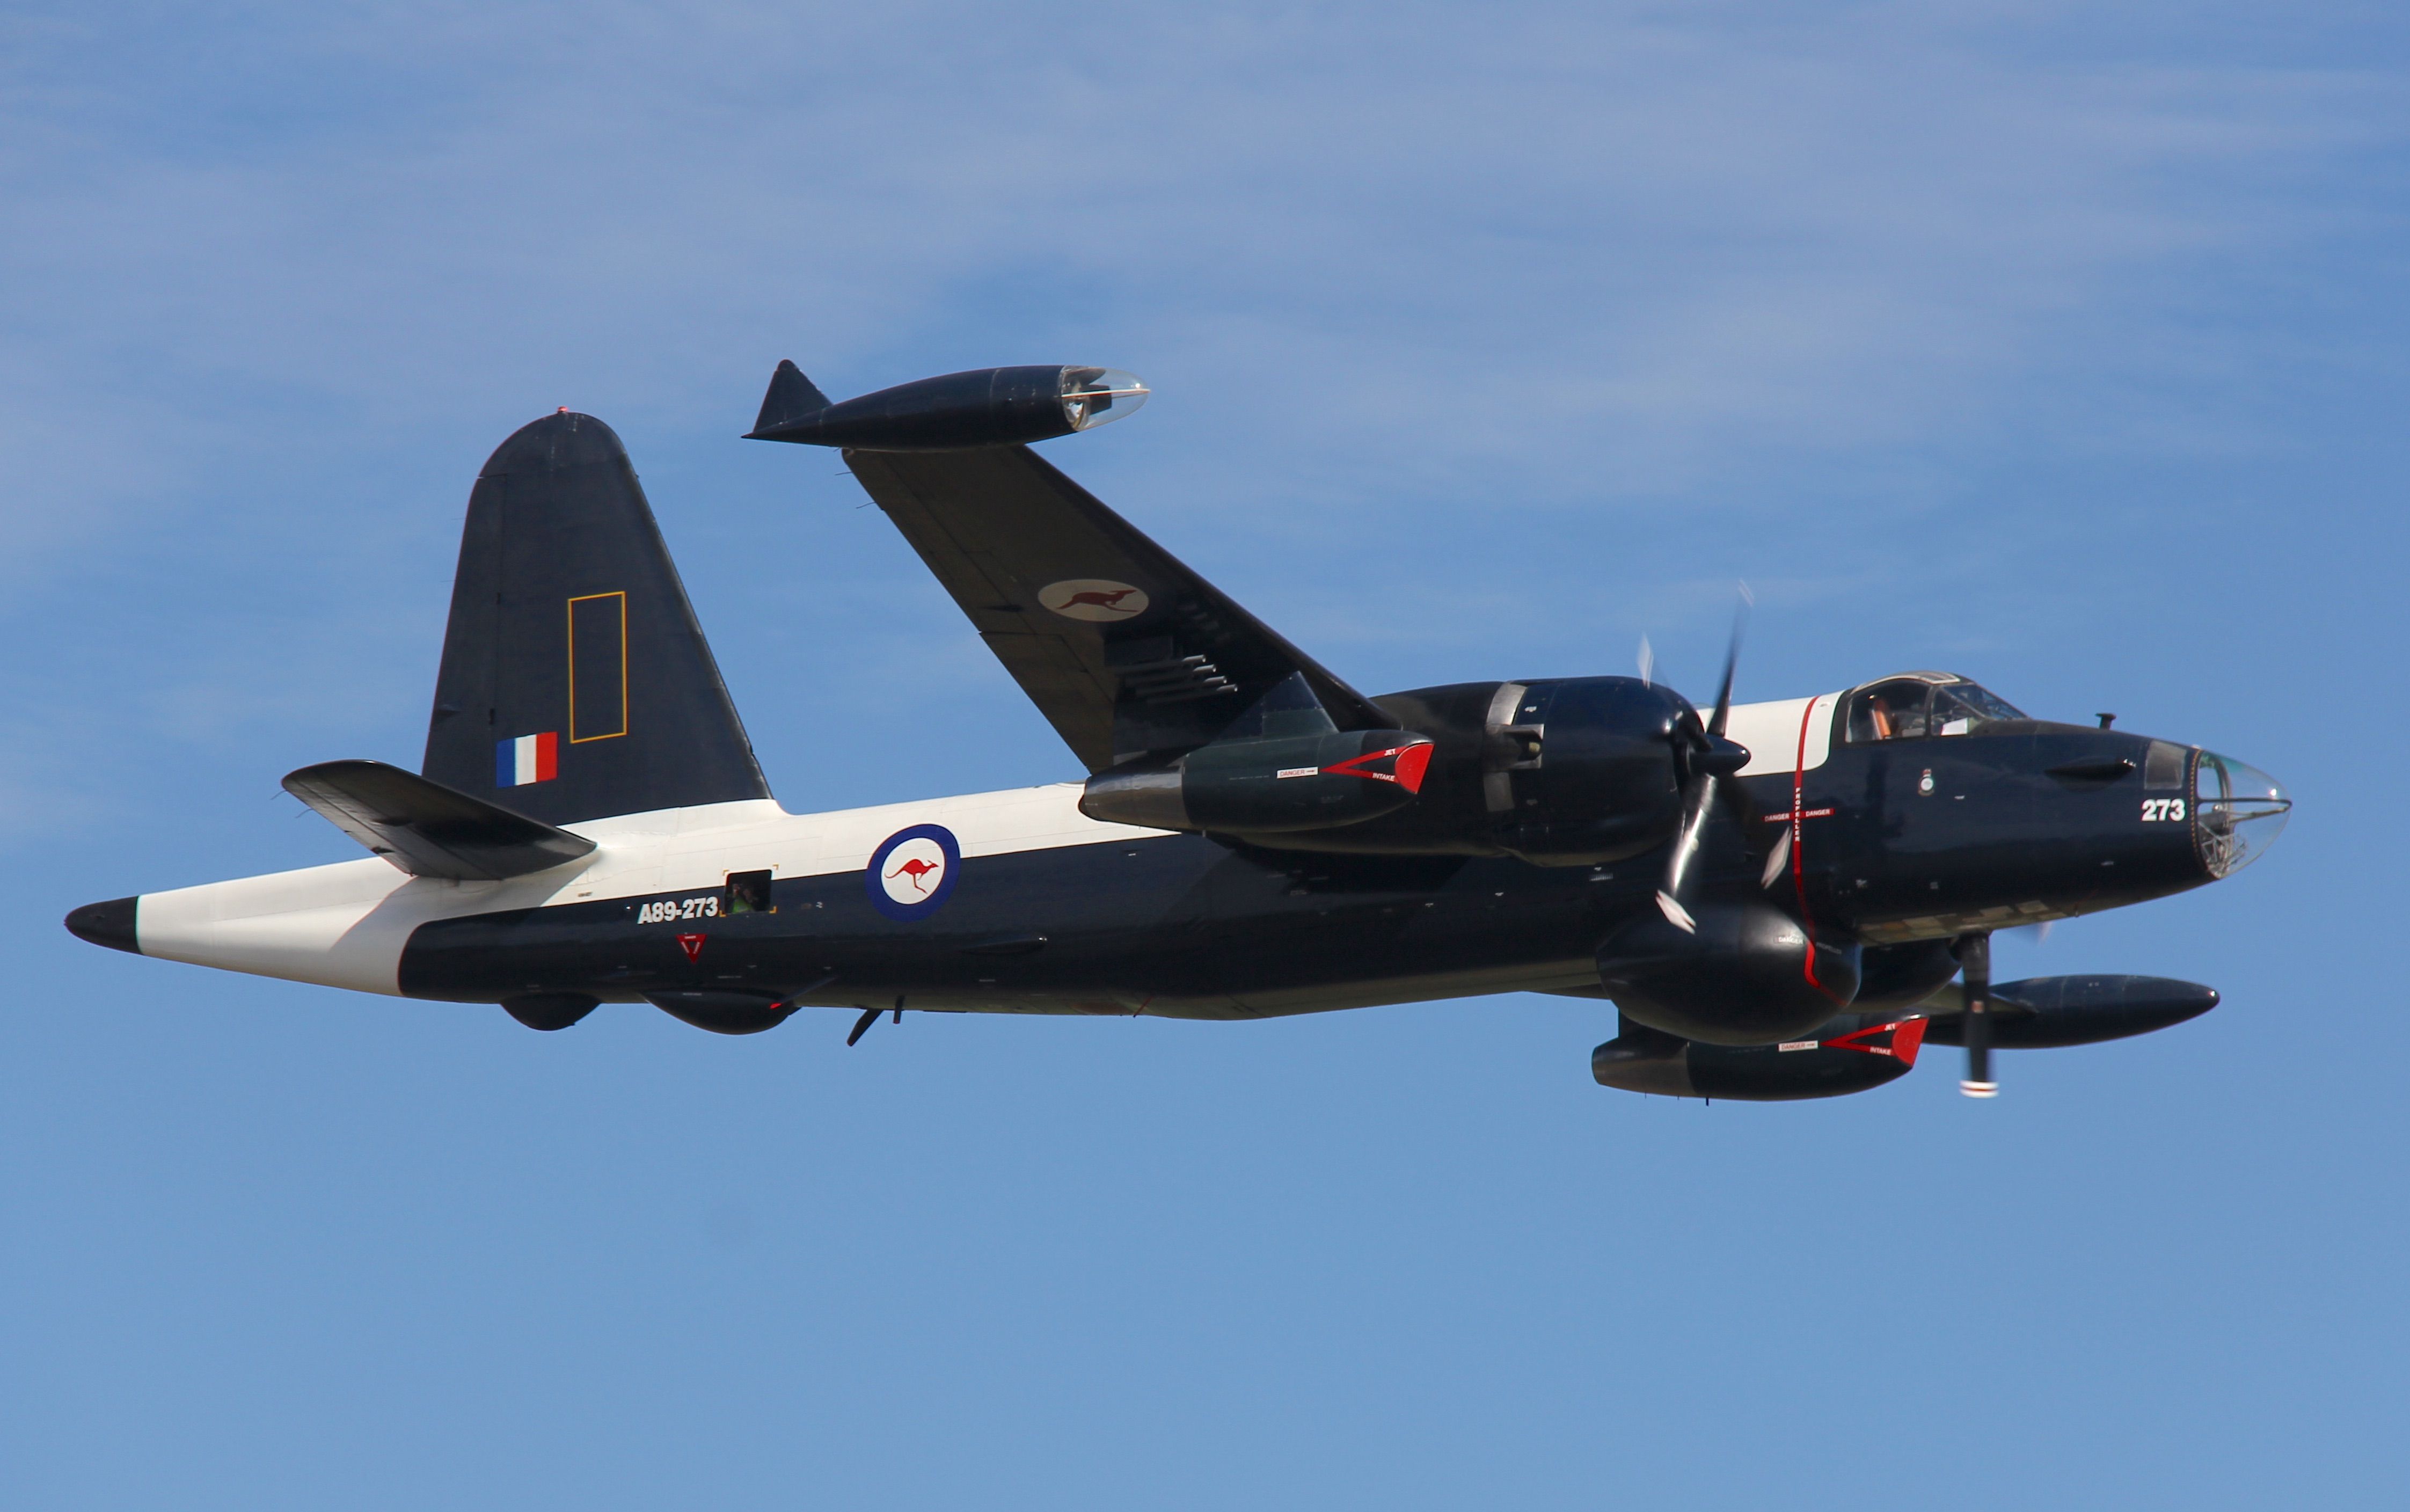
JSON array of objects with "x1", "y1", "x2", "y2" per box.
[{"x1": 130, "y1": 692, "x2": 1845, "y2": 999}]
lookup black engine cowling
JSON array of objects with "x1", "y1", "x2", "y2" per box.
[
  {"x1": 1853, "y1": 939, "x2": 1965, "y2": 1012},
  {"x1": 1276, "y1": 676, "x2": 1691, "y2": 863},
  {"x1": 1488, "y1": 677, "x2": 1690, "y2": 864},
  {"x1": 1595, "y1": 901, "x2": 1861, "y2": 1045}
]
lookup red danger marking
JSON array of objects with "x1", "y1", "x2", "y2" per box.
[
  {"x1": 1318, "y1": 741, "x2": 1436, "y2": 794},
  {"x1": 677, "y1": 933, "x2": 706, "y2": 962},
  {"x1": 1819, "y1": 1016, "x2": 1929, "y2": 1067}
]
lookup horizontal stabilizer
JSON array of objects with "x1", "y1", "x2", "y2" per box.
[
  {"x1": 283, "y1": 759, "x2": 597, "y2": 881},
  {"x1": 753, "y1": 359, "x2": 832, "y2": 437}
]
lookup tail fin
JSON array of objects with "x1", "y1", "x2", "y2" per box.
[
  {"x1": 421, "y1": 411, "x2": 770, "y2": 825},
  {"x1": 750, "y1": 359, "x2": 831, "y2": 437}
]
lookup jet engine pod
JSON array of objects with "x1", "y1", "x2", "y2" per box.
[
  {"x1": 645, "y1": 990, "x2": 797, "y2": 1036},
  {"x1": 1596, "y1": 902, "x2": 1860, "y2": 1045},
  {"x1": 1593, "y1": 1012, "x2": 1925, "y2": 1101},
  {"x1": 1080, "y1": 730, "x2": 1435, "y2": 834},
  {"x1": 748, "y1": 365, "x2": 1148, "y2": 451}
]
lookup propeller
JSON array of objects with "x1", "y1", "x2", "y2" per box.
[
  {"x1": 1958, "y1": 931, "x2": 1997, "y2": 1098},
  {"x1": 1654, "y1": 588, "x2": 1761, "y2": 933}
]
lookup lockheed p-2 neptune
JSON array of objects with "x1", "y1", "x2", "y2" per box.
[{"x1": 65, "y1": 360, "x2": 2292, "y2": 1100}]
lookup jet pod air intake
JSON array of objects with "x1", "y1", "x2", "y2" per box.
[{"x1": 746, "y1": 362, "x2": 1148, "y2": 451}]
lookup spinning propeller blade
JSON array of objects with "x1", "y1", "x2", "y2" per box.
[{"x1": 1654, "y1": 589, "x2": 1760, "y2": 932}]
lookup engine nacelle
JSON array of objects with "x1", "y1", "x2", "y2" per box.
[
  {"x1": 1595, "y1": 901, "x2": 1861, "y2": 1044},
  {"x1": 1080, "y1": 729, "x2": 1434, "y2": 834},
  {"x1": 1486, "y1": 677, "x2": 1688, "y2": 864},
  {"x1": 1854, "y1": 938, "x2": 1964, "y2": 1012},
  {"x1": 1593, "y1": 1011, "x2": 1925, "y2": 1100},
  {"x1": 748, "y1": 364, "x2": 1146, "y2": 450}
]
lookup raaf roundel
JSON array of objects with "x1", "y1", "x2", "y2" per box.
[{"x1": 65, "y1": 358, "x2": 2289, "y2": 1100}]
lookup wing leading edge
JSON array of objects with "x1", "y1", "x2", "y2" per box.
[{"x1": 843, "y1": 444, "x2": 1389, "y2": 771}]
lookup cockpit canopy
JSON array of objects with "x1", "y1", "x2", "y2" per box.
[{"x1": 1845, "y1": 672, "x2": 2028, "y2": 743}]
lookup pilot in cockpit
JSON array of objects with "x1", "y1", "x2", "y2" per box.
[{"x1": 1847, "y1": 675, "x2": 2026, "y2": 743}]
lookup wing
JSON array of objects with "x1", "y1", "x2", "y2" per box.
[{"x1": 844, "y1": 445, "x2": 1390, "y2": 771}]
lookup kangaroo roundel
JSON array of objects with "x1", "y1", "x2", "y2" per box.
[
  {"x1": 866, "y1": 824, "x2": 961, "y2": 921},
  {"x1": 1039, "y1": 579, "x2": 1149, "y2": 622}
]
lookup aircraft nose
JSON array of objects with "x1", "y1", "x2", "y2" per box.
[
  {"x1": 65, "y1": 896, "x2": 140, "y2": 954},
  {"x1": 2194, "y1": 751, "x2": 2290, "y2": 878}
]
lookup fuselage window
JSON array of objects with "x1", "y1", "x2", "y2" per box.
[{"x1": 726, "y1": 869, "x2": 776, "y2": 915}]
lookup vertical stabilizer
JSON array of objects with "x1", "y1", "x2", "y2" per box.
[
  {"x1": 422, "y1": 412, "x2": 770, "y2": 825},
  {"x1": 752, "y1": 359, "x2": 831, "y2": 436}
]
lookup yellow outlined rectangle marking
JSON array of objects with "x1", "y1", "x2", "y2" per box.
[{"x1": 567, "y1": 591, "x2": 629, "y2": 742}]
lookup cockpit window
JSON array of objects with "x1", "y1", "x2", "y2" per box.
[
  {"x1": 1846, "y1": 680, "x2": 1932, "y2": 742},
  {"x1": 1846, "y1": 677, "x2": 2027, "y2": 742},
  {"x1": 1931, "y1": 683, "x2": 2026, "y2": 735}
]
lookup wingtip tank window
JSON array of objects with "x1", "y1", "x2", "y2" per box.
[{"x1": 1060, "y1": 368, "x2": 1149, "y2": 431}]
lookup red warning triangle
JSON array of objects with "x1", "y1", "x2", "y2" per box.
[{"x1": 677, "y1": 933, "x2": 706, "y2": 962}]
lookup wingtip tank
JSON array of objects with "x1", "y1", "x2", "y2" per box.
[{"x1": 746, "y1": 363, "x2": 1147, "y2": 450}]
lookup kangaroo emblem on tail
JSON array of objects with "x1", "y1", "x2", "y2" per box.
[{"x1": 1039, "y1": 579, "x2": 1151, "y2": 622}]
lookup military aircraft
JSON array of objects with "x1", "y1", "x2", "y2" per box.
[{"x1": 64, "y1": 361, "x2": 2292, "y2": 1101}]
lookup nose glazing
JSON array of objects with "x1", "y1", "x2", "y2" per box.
[{"x1": 2194, "y1": 750, "x2": 2289, "y2": 878}]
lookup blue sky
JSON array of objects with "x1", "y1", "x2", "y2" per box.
[{"x1": 4, "y1": 4, "x2": 2406, "y2": 1507}]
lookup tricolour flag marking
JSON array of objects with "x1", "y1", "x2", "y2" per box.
[{"x1": 496, "y1": 732, "x2": 559, "y2": 787}]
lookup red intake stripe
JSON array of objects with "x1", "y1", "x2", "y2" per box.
[{"x1": 1320, "y1": 741, "x2": 1435, "y2": 790}]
